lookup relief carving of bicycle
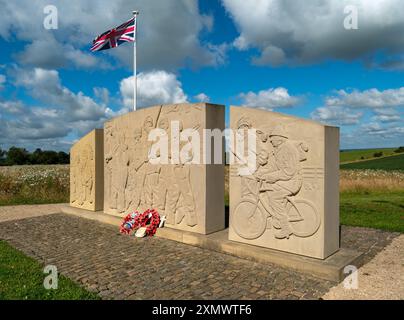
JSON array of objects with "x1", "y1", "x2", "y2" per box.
[
  {"x1": 231, "y1": 124, "x2": 321, "y2": 240},
  {"x1": 232, "y1": 175, "x2": 321, "y2": 240}
]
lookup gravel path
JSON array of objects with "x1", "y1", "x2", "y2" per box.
[{"x1": 323, "y1": 234, "x2": 404, "y2": 300}]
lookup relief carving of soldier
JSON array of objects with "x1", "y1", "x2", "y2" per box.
[
  {"x1": 71, "y1": 145, "x2": 94, "y2": 206},
  {"x1": 105, "y1": 108, "x2": 199, "y2": 228},
  {"x1": 107, "y1": 130, "x2": 130, "y2": 213},
  {"x1": 125, "y1": 127, "x2": 147, "y2": 211},
  {"x1": 153, "y1": 117, "x2": 197, "y2": 226},
  {"x1": 142, "y1": 116, "x2": 160, "y2": 208},
  {"x1": 257, "y1": 125, "x2": 306, "y2": 239},
  {"x1": 232, "y1": 121, "x2": 319, "y2": 240}
]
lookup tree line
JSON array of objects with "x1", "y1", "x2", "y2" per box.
[{"x1": 0, "y1": 147, "x2": 69, "y2": 166}]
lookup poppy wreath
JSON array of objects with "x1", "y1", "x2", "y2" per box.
[
  {"x1": 119, "y1": 211, "x2": 139, "y2": 235},
  {"x1": 120, "y1": 209, "x2": 161, "y2": 237}
]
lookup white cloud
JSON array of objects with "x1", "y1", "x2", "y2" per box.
[
  {"x1": 0, "y1": 102, "x2": 71, "y2": 142},
  {"x1": 238, "y1": 87, "x2": 300, "y2": 110},
  {"x1": 194, "y1": 93, "x2": 210, "y2": 102},
  {"x1": 0, "y1": 101, "x2": 25, "y2": 114},
  {"x1": 311, "y1": 106, "x2": 363, "y2": 126},
  {"x1": 120, "y1": 70, "x2": 188, "y2": 110},
  {"x1": 222, "y1": 0, "x2": 404, "y2": 68},
  {"x1": 0, "y1": 0, "x2": 226, "y2": 70},
  {"x1": 93, "y1": 87, "x2": 110, "y2": 105},
  {"x1": 312, "y1": 87, "x2": 404, "y2": 127},
  {"x1": 371, "y1": 114, "x2": 401, "y2": 123},
  {"x1": 0, "y1": 67, "x2": 116, "y2": 149},
  {"x1": 325, "y1": 88, "x2": 404, "y2": 109},
  {"x1": 1, "y1": 67, "x2": 195, "y2": 150},
  {"x1": 15, "y1": 68, "x2": 112, "y2": 122},
  {"x1": 16, "y1": 36, "x2": 103, "y2": 69},
  {"x1": 360, "y1": 122, "x2": 404, "y2": 137}
]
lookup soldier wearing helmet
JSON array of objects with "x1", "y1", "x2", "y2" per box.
[{"x1": 259, "y1": 125, "x2": 304, "y2": 239}]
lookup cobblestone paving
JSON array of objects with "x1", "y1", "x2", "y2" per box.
[{"x1": 0, "y1": 213, "x2": 400, "y2": 300}]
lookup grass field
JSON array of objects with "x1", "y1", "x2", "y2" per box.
[
  {"x1": 340, "y1": 153, "x2": 404, "y2": 171},
  {"x1": 0, "y1": 241, "x2": 99, "y2": 300},
  {"x1": 0, "y1": 165, "x2": 69, "y2": 206},
  {"x1": 340, "y1": 148, "x2": 397, "y2": 163},
  {"x1": 0, "y1": 164, "x2": 403, "y2": 232},
  {"x1": 339, "y1": 170, "x2": 404, "y2": 232},
  {"x1": 225, "y1": 167, "x2": 403, "y2": 232},
  {"x1": 340, "y1": 191, "x2": 403, "y2": 233}
]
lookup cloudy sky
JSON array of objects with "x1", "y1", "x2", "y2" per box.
[{"x1": 0, "y1": 0, "x2": 403, "y2": 151}]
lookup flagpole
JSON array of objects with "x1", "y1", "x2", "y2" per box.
[{"x1": 133, "y1": 10, "x2": 139, "y2": 111}]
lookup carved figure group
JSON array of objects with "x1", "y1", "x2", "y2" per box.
[{"x1": 105, "y1": 109, "x2": 198, "y2": 227}]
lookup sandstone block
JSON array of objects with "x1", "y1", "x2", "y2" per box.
[
  {"x1": 70, "y1": 129, "x2": 104, "y2": 211},
  {"x1": 104, "y1": 103, "x2": 225, "y2": 234},
  {"x1": 228, "y1": 106, "x2": 339, "y2": 259}
]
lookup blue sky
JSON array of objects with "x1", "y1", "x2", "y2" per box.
[{"x1": 0, "y1": 0, "x2": 403, "y2": 151}]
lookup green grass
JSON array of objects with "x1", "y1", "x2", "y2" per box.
[
  {"x1": 0, "y1": 197, "x2": 67, "y2": 207},
  {"x1": 340, "y1": 153, "x2": 404, "y2": 171},
  {"x1": 225, "y1": 190, "x2": 404, "y2": 233},
  {"x1": 340, "y1": 148, "x2": 397, "y2": 163},
  {"x1": 0, "y1": 167, "x2": 69, "y2": 206},
  {"x1": 340, "y1": 191, "x2": 404, "y2": 233},
  {"x1": 0, "y1": 241, "x2": 100, "y2": 300}
]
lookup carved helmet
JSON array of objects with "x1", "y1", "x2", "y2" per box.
[
  {"x1": 269, "y1": 125, "x2": 288, "y2": 138},
  {"x1": 237, "y1": 117, "x2": 252, "y2": 129},
  {"x1": 143, "y1": 116, "x2": 154, "y2": 134}
]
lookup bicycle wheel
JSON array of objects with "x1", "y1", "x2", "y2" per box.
[
  {"x1": 232, "y1": 199, "x2": 267, "y2": 240},
  {"x1": 288, "y1": 199, "x2": 321, "y2": 238}
]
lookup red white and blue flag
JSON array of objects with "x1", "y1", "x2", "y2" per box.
[{"x1": 90, "y1": 17, "x2": 136, "y2": 52}]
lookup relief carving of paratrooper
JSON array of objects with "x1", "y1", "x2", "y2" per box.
[
  {"x1": 74, "y1": 145, "x2": 94, "y2": 206},
  {"x1": 106, "y1": 129, "x2": 130, "y2": 213},
  {"x1": 169, "y1": 124, "x2": 197, "y2": 227},
  {"x1": 256, "y1": 125, "x2": 306, "y2": 239},
  {"x1": 142, "y1": 116, "x2": 160, "y2": 209},
  {"x1": 232, "y1": 123, "x2": 320, "y2": 240},
  {"x1": 153, "y1": 117, "x2": 197, "y2": 226},
  {"x1": 125, "y1": 127, "x2": 147, "y2": 211}
]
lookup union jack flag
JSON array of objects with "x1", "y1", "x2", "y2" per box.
[{"x1": 90, "y1": 17, "x2": 136, "y2": 52}]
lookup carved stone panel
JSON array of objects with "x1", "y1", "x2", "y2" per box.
[
  {"x1": 70, "y1": 129, "x2": 104, "y2": 211},
  {"x1": 104, "y1": 103, "x2": 225, "y2": 235},
  {"x1": 229, "y1": 106, "x2": 339, "y2": 259}
]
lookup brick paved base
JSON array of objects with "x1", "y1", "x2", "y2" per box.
[
  {"x1": 0, "y1": 213, "x2": 400, "y2": 300},
  {"x1": 61, "y1": 206, "x2": 364, "y2": 282}
]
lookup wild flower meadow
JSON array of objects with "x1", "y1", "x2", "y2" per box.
[{"x1": 0, "y1": 165, "x2": 69, "y2": 206}]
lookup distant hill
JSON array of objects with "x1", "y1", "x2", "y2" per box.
[
  {"x1": 340, "y1": 153, "x2": 404, "y2": 171},
  {"x1": 340, "y1": 148, "x2": 398, "y2": 164}
]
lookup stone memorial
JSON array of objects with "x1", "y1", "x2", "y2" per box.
[
  {"x1": 103, "y1": 103, "x2": 225, "y2": 235},
  {"x1": 228, "y1": 106, "x2": 340, "y2": 259},
  {"x1": 70, "y1": 129, "x2": 104, "y2": 211}
]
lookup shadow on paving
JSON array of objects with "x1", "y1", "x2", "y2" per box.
[{"x1": 0, "y1": 213, "x2": 400, "y2": 300}]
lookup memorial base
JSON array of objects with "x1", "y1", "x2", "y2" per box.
[{"x1": 61, "y1": 205, "x2": 363, "y2": 282}]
